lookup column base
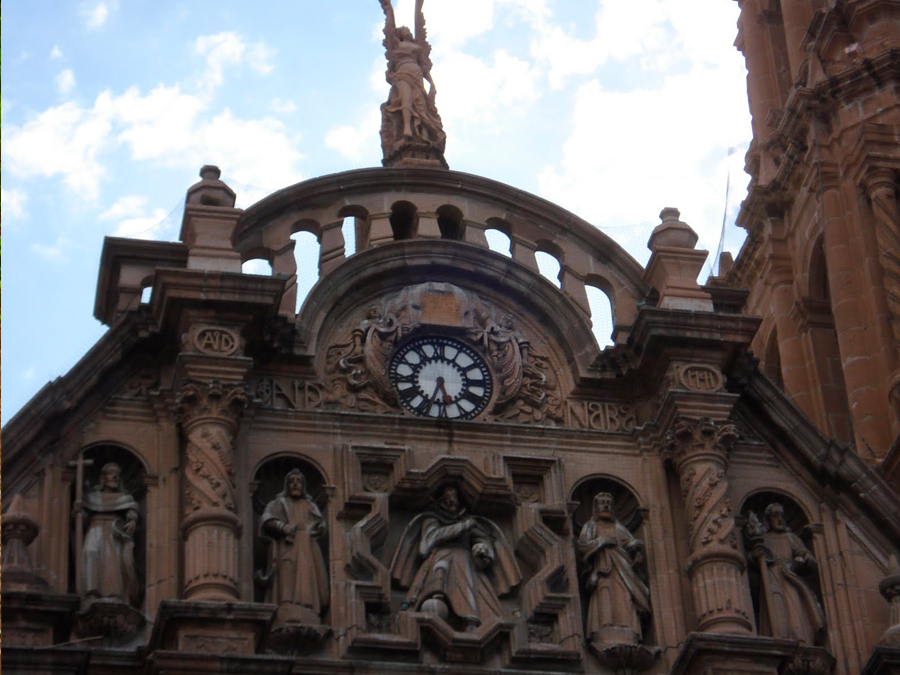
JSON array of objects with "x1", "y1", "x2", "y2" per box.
[
  {"x1": 148, "y1": 600, "x2": 277, "y2": 656},
  {"x1": 670, "y1": 633, "x2": 831, "y2": 675}
]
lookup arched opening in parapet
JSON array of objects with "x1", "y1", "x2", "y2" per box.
[
  {"x1": 436, "y1": 205, "x2": 464, "y2": 240},
  {"x1": 535, "y1": 241, "x2": 563, "y2": 289},
  {"x1": 585, "y1": 275, "x2": 616, "y2": 349},
  {"x1": 251, "y1": 456, "x2": 329, "y2": 607},
  {"x1": 67, "y1": 444, "x2": 147, "y2": 609},
  {"x1": 585, "y1": 286, "x2": 614, "y2": 348},
  {"x1": 242, "y1": 257, "x2": 273, "y2": 276},
  {"x1": 739, "y1": 490, "x2": 825, "y2": 642},
  {"x1": 292, "y1": 230, "x2": 320, "y2": 314},
  {"x1": 390, "y1": 201, "x2": 417, "y2": 241},
  {"x1": 763, "y1": 326, "x2": 784, "y2": 390},
  {"x1": 139, "y1": 274, "x2": 154, "y2": 304},
  {"x1": 339, "y1": 204, "x2": 368, "y2": 256},
  {"x1": 485, "y1": 218, "x2": 512, "y2": 257}
]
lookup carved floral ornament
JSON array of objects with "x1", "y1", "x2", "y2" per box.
[{"x1": 322, "y1": 282, "x2": 564, "y2": 425}]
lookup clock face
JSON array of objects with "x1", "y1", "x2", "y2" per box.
[{"x1": 388, "y1": 336, "x2": 493, "y2": 419}]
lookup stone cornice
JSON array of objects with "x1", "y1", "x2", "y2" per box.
[
  {"x1": 1, "y1": 309, "x2": 161, "y2": 480},
  {"x1": 741, "y1": 369, "x2": 900, "y2": 544}
]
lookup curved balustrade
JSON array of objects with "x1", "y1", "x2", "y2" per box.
[{"x1": 235, "y1": 168, "x2": 649, "y2": 345}]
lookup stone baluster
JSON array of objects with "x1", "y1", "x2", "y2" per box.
[
  {"x1": 271, "y1": 240, "x2": 297, "y2": 316},
  {"x1": 511, "y1": 236, "x2": 540, "y2": 273},
  {"x1": 863, "y1": 168, "x2": 900, "y2": 409},
  {"x1": 319, "y1": 220, "x2": 346, "y2": 276},
  {"x1": 176, "y1": 379, "x2": 247, "y2": 601},
  {"x1": 665, "y1": 416, "x2": 754, "y2": 635}
]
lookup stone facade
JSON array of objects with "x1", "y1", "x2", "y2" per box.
[{"x1": 3, "y1": 3, "x2": 900, "y2": 674}]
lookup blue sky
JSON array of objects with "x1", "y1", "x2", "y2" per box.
[{"x1": 1, "y1": 0, "x2": 752, "y2": 425}]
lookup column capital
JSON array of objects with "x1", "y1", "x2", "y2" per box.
[
  {"x1": 663, "y1": 416, "x2": 739, "y2": 470},
  {"x1": 175, "y1": 379, "x2": 248, "y2": 434}
]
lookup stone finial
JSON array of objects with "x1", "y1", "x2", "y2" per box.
[
  {"x1": 879, "y1": 555, "x2": 900, "y2": 643},
  {"x1": 642, "y1": 207, "x2": 713, "y2": 311},
  {"x1": 1, "y1": 493, "x2": 48, "y2": 591},
  {"x1": 648, "y1": 207, "x2": 699, "y2": 251},
  {"x1": 180, "y1": 165, "x2": 242, "y2": 272},
  {"x1": 185, "y1": 164, "x2": 236, "y2": 208}
]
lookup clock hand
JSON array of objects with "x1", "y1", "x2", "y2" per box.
[
  {"x1": 438, "y1": 378, "x2": 453, "y2": 404},
  {"x1": 430, "y1": 377, "x2": 445, "y2": 404}
]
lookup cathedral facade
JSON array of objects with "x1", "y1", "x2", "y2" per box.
[{"x1": 3, "y1": 2, "x2": 900, "y2": 674}]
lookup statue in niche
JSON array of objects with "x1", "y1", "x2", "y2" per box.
[
  {"x1": 379, "y1": 0, "x2": 447, "y2": 166},
  {"x1": 77, "y1": 462, "x2": 141, "y2": 607},
  {"x1": 259, "y1": 469, "x2": 329, "y2": 625},
  {"x1": 391, "y1": 485, "x2": 521, "y2": 632},
  {"x1": 577, "y1": 492, "x2": 651, "y2": 649},
  {"x1": 745, "y1": 502, "x2": 826, "y2": 645}
]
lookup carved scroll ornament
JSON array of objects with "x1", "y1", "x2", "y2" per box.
[
  {"x1": 322, "y1": 283, "x2": 563, "y2": 424},
  {"x1": 176, "y1": 380, "x2": 247, "y2": 513}
]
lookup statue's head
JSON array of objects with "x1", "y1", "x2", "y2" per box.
[
  {"x1": 396, "y1": 26, "x2": 413, "y2": 42},
  {"x1": 438, "y1": 485, "x2": 462, "y2": 514},
  {"x1": 500, "y1": 314, "x2": 515, "y2": 330},
  {"x1": 99, "y1": 462, "x2": 123, "y2": 492},
  {"x1": 764, "y1": 502, "x2": 787, "y2": 532},
  {"x1": 593, "y1": 492, "x2": 615, "y2": 520},
  {"x1": 283, "y1": 469, "x2": 306, "y2": 500}
]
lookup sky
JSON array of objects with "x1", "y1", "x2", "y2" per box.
[{"x1": 1, "y1": 0, "x2": 753, "y2": 425}]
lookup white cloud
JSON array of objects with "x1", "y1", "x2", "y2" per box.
[
  {"x1": 32, "y1": 234, "x2": 71, "y2": 261},
  {"x1": 56, "y1": 69, "x2": 76, "y2": 95},
  {"x1": 248, "y1": 43, "x2": 276, "y2": 75},
  {"x1": 2, "y1": 96, "x2": 113, "y2": 200},
  {"x1": 194, "y1": 32, "x2": 277, "y2": 93},
  {"x1": 325, "y1": 109, "x2": 382, "y2": 163},
  {"x1": 81, "y1": 2, "x2": 111, "y2": 30},
  {"x1": 195, "y1": 32, "x2": 247, "y2": 91},
  {"x1": 271, "y1": 97, "x2": 297, "y2": 114},
  {"x1": 22, "y1": 366, "x2": 36, "y2": 382},
  {"x1": 2, "y1": 78, "x2": 304, "y2": 204},
  {"x1": 433, "y1": 49, "x2": 539, "y2": 126},
  {"x1": 99, "y1": 195, "x2": 170, "y2": 239},
  {"x1": 112, "y1": 208, "x2": 169, "y2": 239},
  {"x1": 50, "y1": 45, "x2": 64, "y2": 60},
  {"x1": 1, "y1": 188, "x2": 27, "y2": 219},
  {"x1": 99, "y1": 194, "x2": 149, "y2": 220},
  {"x1": 538, "y1": 60, "x2": 751, "y2": 251}
]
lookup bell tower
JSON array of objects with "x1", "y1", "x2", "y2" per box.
[{"x1": 730, "y1": 0, "x2": 900, "y2": 460}]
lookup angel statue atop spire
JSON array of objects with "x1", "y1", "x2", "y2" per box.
[{"x1": 379, "y1": 0, "x2": 448, "y2": 168}]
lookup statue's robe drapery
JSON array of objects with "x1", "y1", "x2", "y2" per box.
[
  {"x1": 391, "y1": 508, "x2": 521, "y2": 626},
  {"x1": 261, "y1": 496, "x2": 329, "y2": 614},
  {"x1": 79, "y1": 490, "x2": 140, "y2": 606},
  {"x1": 757, "y1": 531, "x2": 826, "y2": 644},
  {"x1": 577, "y1": 517, "x2": 650, "y2": 645}
]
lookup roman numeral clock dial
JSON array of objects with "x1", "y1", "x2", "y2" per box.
[{"x1": 388, "y1": 336, "x2": 493, "y2": 420}]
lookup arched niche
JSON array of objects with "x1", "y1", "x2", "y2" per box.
[
  {"x1": 570, "y1": 475, "x2": 644, "y2": 539},
  {"x1": 569, "y1": 475, "x2": 655, "y2": 648},
  {"x1": 68, "y1": 444, "x2": 147, "y2": 608},
  {"x1": 251, "y1": 455, "x2": 329, "y2": 604},
  {"x1": 739, "y1": 489, "x2": 826, "y2": 640}
]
